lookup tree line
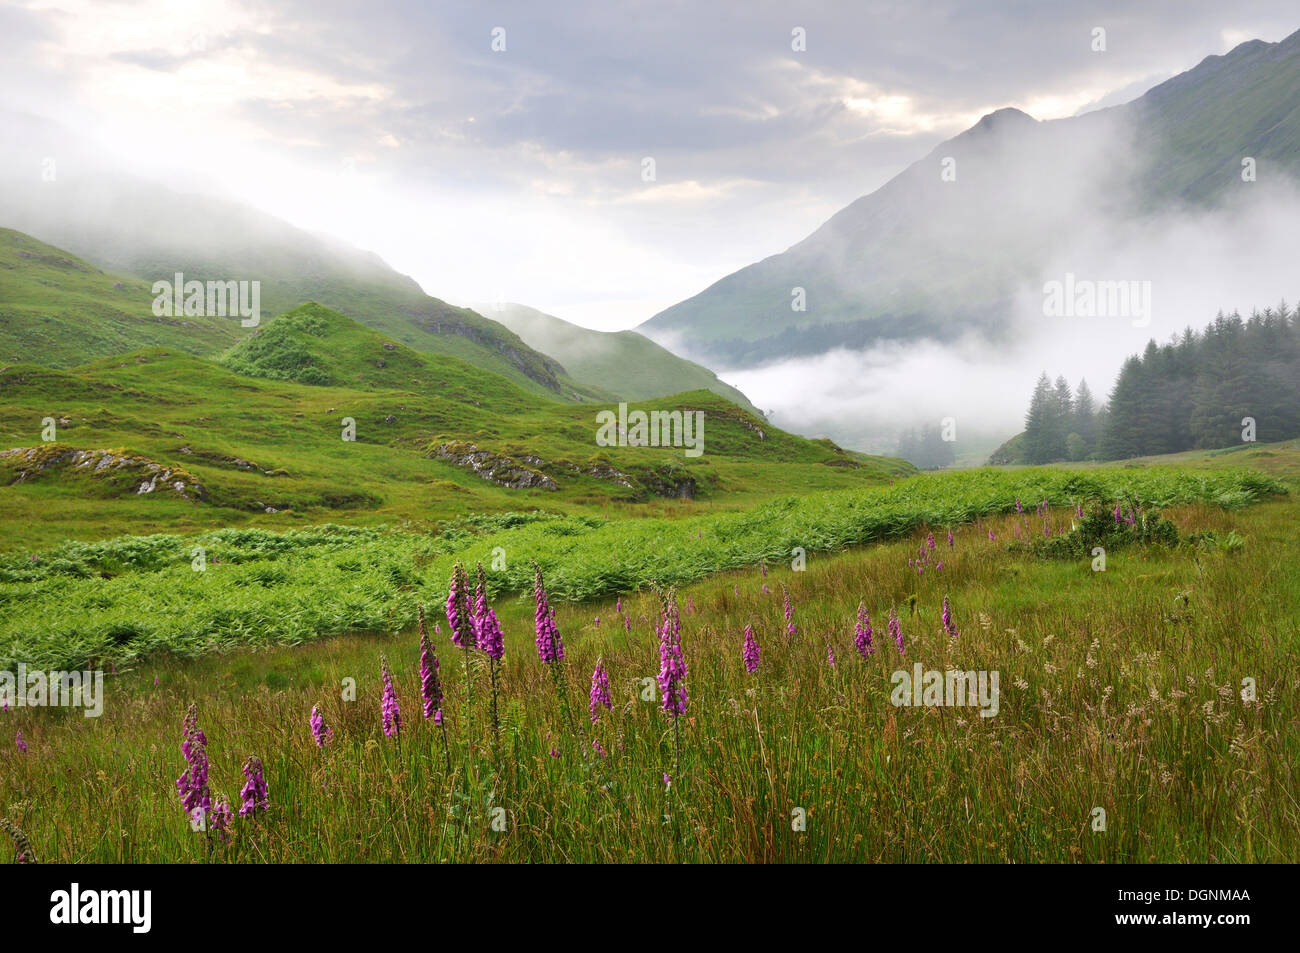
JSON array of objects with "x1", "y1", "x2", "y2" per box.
[{"x1": 1016, "y1": 302, "x2": 1300, "y2": 463}]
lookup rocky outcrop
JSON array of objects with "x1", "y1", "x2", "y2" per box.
[
  {"x1": 0, "y1": 445, "x2": 206, "y2": 501},
  {"x1": 429, "y1": 441, "x2": 558, "y2": 490}
]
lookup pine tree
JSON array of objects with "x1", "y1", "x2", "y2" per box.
[
  {"x1": 1073, "y1": 378, "x2": 1097, "y2": 456},
  {"x1": 1022, "y1": 373, "x2": 1056, "y2": 464}
]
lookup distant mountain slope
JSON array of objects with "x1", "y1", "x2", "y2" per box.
[
  {"x1": 640, "y1": 28, "x2": 1300, "y2": 366},
  {"x1": 0, "y1": 228, "x2": 244, "y2": 366},
  {"x1": 477, "y1": 302, "x2": 760, "y2": 413},
  {"x1": 0, "y1": 144, "x2": 601, "y2": 401}
]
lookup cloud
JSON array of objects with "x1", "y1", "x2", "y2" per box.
[{"x1": 2, "y1": 0, "x2": 1298, "y2": 352}]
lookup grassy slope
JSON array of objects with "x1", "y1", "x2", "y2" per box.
[
  {"x1": 0, "y1": 310, "x2": 913, "y2": 550},
  {"x1": 481, "y1": 302, "x2": 760, "y2": 412},
  {"x1": 1133, "y1": 33, "x2": 1300, "y2": 204},
  {"x1": 0, "y1": 228, "x2": 245, "y2": 365},
  {"x1": 0, "y1": 444, "x2": 1294, "y2": 862},
  {"x1": 0, "y1": 195, "x2": 598, "y2": 401}
]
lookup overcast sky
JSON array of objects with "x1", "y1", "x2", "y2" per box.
[{"x1": 2, "y1": 0, "x2": 1298, "y2": 330}]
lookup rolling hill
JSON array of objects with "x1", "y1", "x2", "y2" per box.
[
  {"x1": 0, "y1": 303, "x2": 913, "y2": 550},
  {"x1": 475, "y1": 302, "x2": 759, "y2": 413}
]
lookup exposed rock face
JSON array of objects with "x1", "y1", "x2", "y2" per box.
[
  {"x1": 626, "y1": 462, "x2": 699, "y2": 500},
  {"x1": 582, "y1": 463, "x2": 635, "y2": 488},
  {"x1": 0, "y1": 445, "x2": 206, "y2": 500},
  {"x1": 430, "y1": 441, "x2": 558, "y2": 490}
]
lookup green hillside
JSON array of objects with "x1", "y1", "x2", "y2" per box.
[
  {"x1": 481, "y1": 302, "x2": 760, "y2": 413},
  {"x1": 218, "y1": 301, "x2": 605, "y2": 405},
  {"x1": 0, "y1": 182, "x2": 601, "y2": 401},
  {"x1": 0, "y1": 228, "x2": 245, "y2": 366},
  {"x1": 0, "y1": 306, "x2": 913, "y2": 550}
]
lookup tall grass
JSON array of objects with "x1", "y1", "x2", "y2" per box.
[{"x1": 2, "y1": 496, "x2": 1295, "y2": 863}]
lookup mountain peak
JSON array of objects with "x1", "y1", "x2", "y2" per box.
[{"x1": 971, "y1": 106, "x2": 1038, "y2": 132}]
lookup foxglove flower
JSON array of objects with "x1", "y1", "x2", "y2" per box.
[
  {"x1": 471, "y1": 563, "x2": 506, "y2": 661},
  {"x1": 657, "y1": 593, "x2": 688, "y2": 717},
  {"x1": 380, "y1": 656, "x2": 402, "y2": 739},
  {"x1": 238, "y1": 756, "x2": 269, "y2": 819},
  {"x1": 15, "y1": 729, "x2": 27, "y2": 753},
  {"x1": 533, "y1": 564, "x2": 564, "y2": 663},
  {"x1": 942, "y1": 596, "x2": 959, "y2": 639},
  {"x1": 589, "y1": 660, "x2": 612, "y2": 724},
  {"x1": 310, "y1": 705, "x2": 333, "y2": 747},
  {"x1": 926, "y1": 533, "x2": 935, "y2": 551},
  {"x1": 826, "y1": 644, "x2": 837, "y2": 667},
  {"x1": 854, "y1": 603, "x2": 874, "y2": 658},
  {"x1": 947, "y1": 529, "x2": 954, "y2": 547},
  {"x1": 782, "y1": 584, "x2": 797, "y2": 640},
  {"x1": 419, "y1": 620, "x2": 444, "y2": 720},
  {"x1": 209, "y1": 796, "x2": 233, "y2": 843},
  {"x1": 743, "y1": 624, "x2": 760, "y2": 674},
  {"x1": 889, "y1": 608, "x2": 904, "y2": 656},
  {"x1": 176, "y1": 703, "x2": 210, "y2": 818},
  {"x1": 477, "y1": 607, "x2": 505, "y2": 662},
  {"x1": 446, "y1": 563, "x2": 474, "y2": 648}
]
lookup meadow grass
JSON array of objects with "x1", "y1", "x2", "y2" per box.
[
  {"x1": 2, "y1": 483, "x2": 1296, "y2": 863},
  {"x1": 0, "y1": 464, "x2": 1281, "y2": 669}
]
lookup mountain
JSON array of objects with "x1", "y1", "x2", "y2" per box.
[
  {"x1": 0, "y1": 130, "x2": 602, "y2": 401},
  {"x1": 474, "y1": 302, "x2": 760, "y2": 413},
  {"x1": 0, "y1": 228, "x2": 244, "y2": 366},
  {"x1": 639, "y1": 29, "x2": 1300, "y2": 367}
]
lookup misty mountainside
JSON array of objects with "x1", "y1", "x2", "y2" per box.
[
  {"x1": 474, "y1": 302, "x2": 760, "y2": 414},
  {"x1": 0, "y1": 129, "x2": 602, "y2": 402},
  {"x1": 640, "y1": 28, "x2": 1300, "y2": 367},
  {"x1": 0, "y1": 227, "x2": 249, "y2": 367}
]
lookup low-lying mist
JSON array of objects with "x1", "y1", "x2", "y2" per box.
[{"x1": 721, "y1": 166, "x2": 1300, "y2": 461}]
